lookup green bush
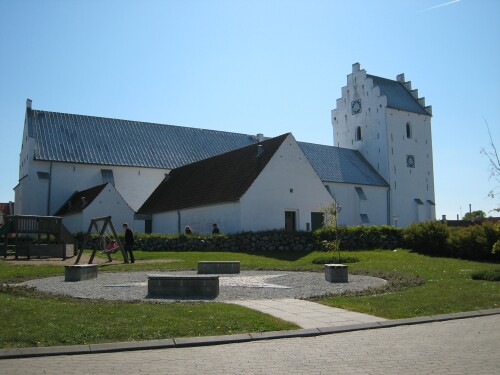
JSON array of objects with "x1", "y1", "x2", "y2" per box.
[
  {"x1": 404, "y1": 221, "x2": 500, "y2": 261},
  {"x1": 313, "y1": 225, "x2": 403, "y2": 250},
  {"x1": 403, "y1": 221, "x2": 449, "y2": 255},
  {"x1": 471, "y1": 269, "x2": 500, "y2": 281},
  {"x1": 448, "y1": 223, "x2": 498, "y2": 260}
]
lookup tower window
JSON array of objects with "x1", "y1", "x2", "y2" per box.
[
  {"x1": 355, "y1": 126, "x2": 362, "y2": 141},
  {"x1": 406, "y1": 122, "x2": 412, "y2": 139},
  {"x1": 355, "y1": 187, "x2": 367, "y2": 200}
]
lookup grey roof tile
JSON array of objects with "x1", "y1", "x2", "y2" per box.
[
  {"x1": 30, "y1": 110, "x2": 259, "y2": 169},
  {"x1": 298, "y1": 142, "x2": 388, "y2": 187},
  {"x1": 367, "y1": 74, "x2": 431, "y2": 116}
]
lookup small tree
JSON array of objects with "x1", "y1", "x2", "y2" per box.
[
  {"x1": 463, "y1": 210, "x2": 486, "y2": 221},
  {"x1": 320, "y1": 200, "x2": 342, "y2": 262},
  {"x1": 481, "y1": 121, "x2": 500, "y2": 213}
]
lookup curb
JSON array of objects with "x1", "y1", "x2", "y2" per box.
[{"x1": 1, "y1": 308, "x2": 499, "y2": 360}]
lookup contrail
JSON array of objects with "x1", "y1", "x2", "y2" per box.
[{"x1": 419, "y1": 0, "x2": 460, "y2": 12}]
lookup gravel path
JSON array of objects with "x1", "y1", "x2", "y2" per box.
[{"x1": 21, "y1": 270, "x2": 386, "y2": 302}]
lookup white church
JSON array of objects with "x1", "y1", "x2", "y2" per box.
[{"x1": 14, "y1": 63, "x2": 435, "y2": 234}]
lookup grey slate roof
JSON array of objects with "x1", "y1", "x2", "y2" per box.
[
  {"x1": 367, "y1": 74, "x2": 431, "y2": 116},
  {"x1": 298, "y1": 142, "x2": 388, "y2": 187},
  {"x1": 28, "y1": 110, "x2": 259, "y2": 169},
  {"x1": 27, "y1": 108, "x2": 387, "y2": 187}
]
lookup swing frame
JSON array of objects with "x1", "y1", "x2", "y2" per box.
[{"x1": 75, "y1": 216, "x2": 129, "y2": 264}]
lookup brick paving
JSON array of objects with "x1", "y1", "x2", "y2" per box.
[{"x1": 1, "y1": 315, "x2": 498, "y2": 374}]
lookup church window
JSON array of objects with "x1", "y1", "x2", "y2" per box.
[
  {"x1": 406, "y1": 122, "x2": 412, "y2": 139},
  {"x1": 355, "y1": 187, "x2": 367, "y2": 200},
  {"x1": 355, "y1": 126, "x2": 362, "y2": 141},
  {"x1": 101, "y1": 169, "x2": 115, "y2": 186},
  {"x1": 37, "y1": 171, "x2": 49, "y2": 180}
]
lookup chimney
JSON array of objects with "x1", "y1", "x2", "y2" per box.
[
  {"x1": 257, "y1": 144, "x2": 263, "y2": 157},
  {"x1": 256, "y1": 133, "x2": 264, "y2": 142},
  {"x1": 26, "y1": 99, "x2": 32, "y2": 110}
]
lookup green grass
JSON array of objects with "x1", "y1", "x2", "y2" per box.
[
  {"x1": 318, "y1": 249, "x2": 500, "y2": 318},
  {"x1": 0, "y1": 285, "x2": 297, "y2": 348},
  {"x1": 1, "y1": 249, "x2": 499, "y2": 348}
]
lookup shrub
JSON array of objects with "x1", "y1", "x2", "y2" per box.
[
  {"x1": 448, "y1": 222, "x2": 500, "y2": 260},
  {"x1": 471, "y1": 269, "x2": 500, "y2": 281},
  {"x1": 313, "y1": 225, "x2": 403, "y2": 250},
  {"x1": 403, "y1": 221, "x2": 449, "y2": 255}
]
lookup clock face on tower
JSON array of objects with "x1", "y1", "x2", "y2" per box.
[
  {"x1": 406, "y1": 154, "x2": 415, "y2": 168},
  {"x1": 351, "y1": 99, "x2": 362, "y2": 115}
]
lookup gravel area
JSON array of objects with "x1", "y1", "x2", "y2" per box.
[{"x1": 21, "y1": 270, "x2": 387, "y2": 302}]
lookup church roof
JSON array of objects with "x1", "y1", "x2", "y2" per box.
[
  {"x1": 139, "y1": 134, "x2": 289, "y2": 213},
  {"x1": 298, "y1": 142, "x2": 388, "y2": 187},
  {"x1": 367, "y1": 74, "x2": 431, "y2": 116},
  {"x1": 28, "y1": 109, "x2": 259, "y2": 169},
  {"x1": 26, "y1": 107, "x2": 387, "y2": 188}
]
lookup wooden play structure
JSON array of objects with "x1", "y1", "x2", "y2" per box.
[
  {"x1": 0, "y1": 215, "x2": 75, "y2": 260},
  {"x1": 75, "y1": 216, "x2": 129, "y2": 264}
]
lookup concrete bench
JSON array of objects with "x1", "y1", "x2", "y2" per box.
[
  {"x1": 325, "y1": 264, "x2": 348, "y2": 283},
  {"x1": 65, "y1": 264, "x2": 98, "y2": 282},
  {"x1": 148, "y1": 274, "x2": 219, "y2": 298},
  {"x1": 198, "y1": 261, "x2": 240, "y2": 274}
]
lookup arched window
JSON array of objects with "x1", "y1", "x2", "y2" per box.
[
  {"x1": 355, "y1": 126, "x2": 362, "y2": 141},
  {"x1": 406, "y1": 122, "x2": 412, "y2": 139}
]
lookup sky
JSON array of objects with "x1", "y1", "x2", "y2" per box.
[{"x1": 1, "y1": 0, "x2": 499, "y2": 220}]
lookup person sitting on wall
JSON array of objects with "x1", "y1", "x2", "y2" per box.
[{"x1": 212, "y1": 223, "x2": 220, "y2": 235}]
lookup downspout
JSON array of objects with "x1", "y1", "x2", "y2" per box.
[
  {"x1": 47, "y1": 162, "x2": 53, "y2": 216},
  {"x1": 177, "y1": 210, "x2": 181, "y2": 234},
  {"x1": 386, "y1": 187, "x2": 391, "y2": 225}
]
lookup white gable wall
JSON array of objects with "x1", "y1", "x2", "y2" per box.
[
  {"x1": 61, "y1": 184, "x2": 135, "y2": 234},
  {"x1": 240, "y1": 134, "x2": 333, "y2": 232}
]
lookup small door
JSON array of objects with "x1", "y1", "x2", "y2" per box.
[
  {"x1": 285, "y1": 211, "x2": 297, "y2": 232},
  {"x1": 311, "y1": 212, "x2": 325, "y2": 231},
  {"x1": 145, "y1": 219, "x2": 152, "y2": 234}
]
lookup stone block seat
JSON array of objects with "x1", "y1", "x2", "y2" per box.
[
  {"x1": 147, "y1": 274, "x2": 219, "y2": 298},
  {"x1": 65, "y1": 264, "x2": 98, "y2": 282},
  {"x1": 198, "y1": 261, "x2": 240, "y2": 274},
  {"x1": 324, "y1": 264, "x2": 348, "y2": 283}
]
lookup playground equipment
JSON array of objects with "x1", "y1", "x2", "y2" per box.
[
  {"x1": 0, "y1": 215, "x2": 75, "y2": 260},
  {"x1": 75, "y1": 216, "x2": 129, "y2": 264}
]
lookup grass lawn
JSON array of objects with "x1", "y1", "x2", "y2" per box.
[{"x1": 0, "y1": 249, "x2": 499, "y2": 348}]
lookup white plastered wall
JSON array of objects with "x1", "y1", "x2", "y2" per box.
[{"x1": 240, "y1": 134, "x2": 334, "y2": 232}]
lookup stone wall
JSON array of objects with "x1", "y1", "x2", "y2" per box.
[{"x1": 75, "y1": 227, "x2": 403, "y2": 253}]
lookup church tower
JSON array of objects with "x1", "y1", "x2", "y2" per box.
[{"x1": 331, "y1": 63, "x2": 435, "y2": 226}]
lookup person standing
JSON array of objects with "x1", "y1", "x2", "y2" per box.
[
  {"x1": 212, "y1": 223, "x2": 220, "y2": 235},
  {"x1": 122, "y1": 223, "x2": 135, "y2": 263}
]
